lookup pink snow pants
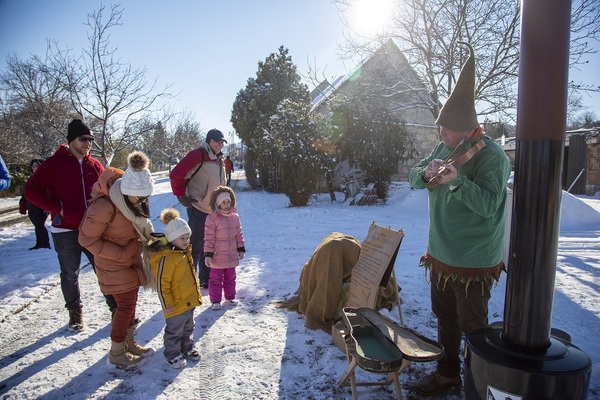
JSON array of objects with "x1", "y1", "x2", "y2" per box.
[{"x1": 208, "y1": 267, "x2": 236, "y2": 304}]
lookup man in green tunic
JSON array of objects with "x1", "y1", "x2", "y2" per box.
[{"x1": 409, "y1": 42, "x2": 511, "y2": 396}]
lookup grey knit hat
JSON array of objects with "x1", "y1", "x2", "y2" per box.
[{"x1": 435, "y1": 42, "x2": 479, "y2": 132}]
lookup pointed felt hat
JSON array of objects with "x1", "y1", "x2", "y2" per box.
[{"x1": 435, "y1": 42, "x2": 479, "y2": 132}]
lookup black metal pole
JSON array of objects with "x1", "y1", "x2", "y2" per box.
[
  {"x1": 463, "y1": 0, "x2": 592, "y2": 398},
  {"x1": 503, "y1": 0, "x2": 570, "y2": 349}
]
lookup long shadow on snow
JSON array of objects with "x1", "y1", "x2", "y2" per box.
[{"x1": 0, "y1": 323, "x2": 110, "y2": 396}]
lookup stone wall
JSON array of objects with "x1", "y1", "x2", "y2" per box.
[
  {"x1": 392, "y1": 124, "x2": 438, "y2": 181},
  {"x1": 586, "y1": 140, "x2": 600, "y2": 195}
]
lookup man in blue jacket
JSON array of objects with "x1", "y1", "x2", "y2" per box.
[{"x1": 0, "y1": 154, "x2": 11, "y2": 190}]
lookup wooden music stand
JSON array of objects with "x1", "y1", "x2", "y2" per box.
[{"x1": 337, "y1": 224, "x2": 442, "y2": 399}]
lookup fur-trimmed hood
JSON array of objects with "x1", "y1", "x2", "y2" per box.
[
  {"x1": 209, "y1": 185, "x2": 236, "y2": 210},
  {"x1": 90, "y1": 167, "x2": 124, "y2": 201}
]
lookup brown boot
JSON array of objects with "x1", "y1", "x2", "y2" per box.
[
  {"x1": 109, "y1": 340, "x2": 141, "y2": 370},
  {"x1": 415, "y1": 372, "x2": 461, "y2": 395},
  {"x1": 68, "y1": 309, "x2": 84, "y2": 332},
  {"x1": 125, "y1": 326, "x2": 154, "y2": 358}
]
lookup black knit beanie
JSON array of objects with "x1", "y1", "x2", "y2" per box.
[{"x1": 67, "y1": 119, "x2": 92, "y2": 143}]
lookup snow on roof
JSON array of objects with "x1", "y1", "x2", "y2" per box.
[{"x1": 310, "y1": 75, "x2": 347, "y2": 112}]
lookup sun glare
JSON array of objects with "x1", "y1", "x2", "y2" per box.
[{"x1": 350, "y1": 0, "x2": 394, "y2": 35}]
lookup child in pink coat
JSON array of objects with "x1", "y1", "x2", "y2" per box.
[{"x1": 204, "y1": 186, "x2": 246, "y2": 310}]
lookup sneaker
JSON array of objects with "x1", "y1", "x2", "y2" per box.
[
  {"x1": 167, "y1": 354, "x2": 187, "y2": 369},
  {"x1": 223, "y1": 299, "x2": 238, "y2": 307},
  {"x1": 211, "y1": 302, "x2": 222, "y2": 310},
  {"x1": 183, "y1": 349, "x2": 201, "y2": 361},
  {"x1": 415, "y1": 372, "x2": 461, "y2": 395},
  {"x1": 68, "y1": 309, "x2": 84, "y2": 332}
]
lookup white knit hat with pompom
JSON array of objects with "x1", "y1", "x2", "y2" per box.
[
  {"x1": 161, "y1": 208, "x2": 191, "y2": 242},
  {"x1": 121, "y1": 151, "x2": 154, "y2": 197}
]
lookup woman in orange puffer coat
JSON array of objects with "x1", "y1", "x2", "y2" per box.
[{"x1": 79, "y1": 151, "x2": 155, "y2": 371}]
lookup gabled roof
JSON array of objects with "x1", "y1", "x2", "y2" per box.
[
  {"x1": 310, "y1": 39, "x2": 423, "y2": 113},
  {"x1": 310, "y1": 75, "x2": 346, "y2": 112}
]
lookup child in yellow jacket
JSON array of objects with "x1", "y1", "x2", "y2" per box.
[{"x1": 148, "y1": 208, "x2": 202, "y2": 369}]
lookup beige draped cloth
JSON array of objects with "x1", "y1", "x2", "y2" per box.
[
  {"x1": 274, "y1": 232, "x2": 399, "y2": 332},
  {"x1": 109, "y1": 179, "x2": 154, "y2": 245}
]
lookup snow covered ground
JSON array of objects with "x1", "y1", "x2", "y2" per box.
[{"x1": 0, "y1": 172, "x2": 599, "y2": 399}]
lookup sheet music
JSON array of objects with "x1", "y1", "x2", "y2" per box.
[{"x1": 346, "y1": 223, "x2": 404, "y2": 309}]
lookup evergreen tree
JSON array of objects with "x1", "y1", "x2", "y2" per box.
[
  {"x1": 329, "y1": 92, "x2": 413, "y2": 200},
  {"x1": 231, "y1": 46, "x2": 311, "y2": 190},
  {"x1": 270, "y1": 99, "x2": 327, "y2": 206}
]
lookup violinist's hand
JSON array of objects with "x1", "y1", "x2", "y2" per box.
[
  {"x1": 436, "y1": 162, "x2": 458, "y2": 184},
  {"x1": 425, "y1": 159, "x2": 445, "y2": 180}
]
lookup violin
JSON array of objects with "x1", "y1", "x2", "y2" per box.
[{"x1": 427, "y1": 139, "x2": 486, "y2": 188}]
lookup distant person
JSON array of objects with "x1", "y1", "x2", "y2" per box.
[
  {"x1": 24, "y1": 119, "x2": 117, "y2": 332},
  {"x1": 148, "y1": 208, "x2": 202, "y2": 369},
  {"x1": 224, "y1": 155, "x2": 234, "y2": 186},
  {"x1": 409, "y1": 42, "x2": 511, "y2": 395},
  {"x1": 169, "y1": 128, "x2": 227, "y2": 288},
  {"x1": 0, "y1": 154, "x2": 11, "y2": 190},
  {"x1": 20, "y1": 159, "x2": 50, "y2": 250},
  {"x1": 79, "y1": 151, "x2": 155, "y2": 370},
  {"x1": 204, "y1": 186, "x2": 245, "y2": 310}
]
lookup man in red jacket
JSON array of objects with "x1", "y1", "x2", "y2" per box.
[
  {"x1": 224, "y1": 156, "x2": 234, "y2": 186},
  {"x1": 169, "y1": 129, "x2": 226, "y2": 288},
  {"x1": 25, "y1": 119, "x2": 117, "y2": 332}
]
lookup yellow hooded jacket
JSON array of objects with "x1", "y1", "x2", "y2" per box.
[{"x1": 149, "y1": 245, "x2": 202, "y2": 318}]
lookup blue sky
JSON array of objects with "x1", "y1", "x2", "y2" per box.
[
  {"x1": 1, "y1": 0, "x2": 599, "y2": 140},
  {"x1": 0, "y1": 0, "x2": 352, "y2": 140}
]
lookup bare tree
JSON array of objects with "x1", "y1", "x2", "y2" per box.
[
  {"x1": 568, "y1": 109, "x2": 599, "y2": 129},
  {"x1": 46, "y1": 4, "x2": 173, "y2": 166},
  {"x1": 0, "y1": 54, "x2": 73, "y2": 161},
  {"x1": 171, "y1": 115, "x2": 202, "y2": 157},
  {"x1": 332, "y1": 0, "x2": 600, "y2": 122},
  {"x1": 138, "y1": 110, "x2": 202, "y2": 171}
]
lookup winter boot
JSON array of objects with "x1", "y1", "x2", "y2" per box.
[
  {"x1": 108, "y1": 340, "x2": 142, "y2": 370},
  {"x1": 125, "y1": 326, "x2": 154, "y2": 358},
  {"x1": 415, "y1": 372, "x2": 462, "y2": 395},
  {"x1": 68, "y1": 308, "x2": 84, "y2": 332}
]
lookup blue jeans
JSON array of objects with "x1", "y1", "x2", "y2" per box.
[
  {"x1": 52, "y1": 231, "x2": 117, "y2": 312},
  {"x1": 187, "y1": 207, "x2": 209, "y2": 285}
]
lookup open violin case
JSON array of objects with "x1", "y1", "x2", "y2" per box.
[{"x1": 342, "y1": 307, "x2": 444, "y2": 373}]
